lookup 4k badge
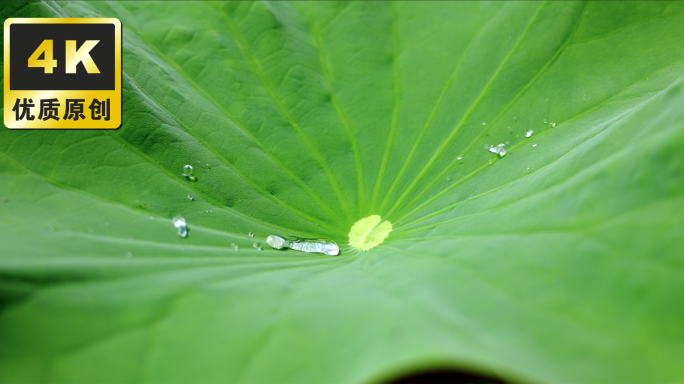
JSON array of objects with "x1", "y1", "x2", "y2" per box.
[{"x1": 4, "y1": 18, "x2": 121, "y2": 129}]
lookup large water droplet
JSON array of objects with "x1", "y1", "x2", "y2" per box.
[
  {"x1": 266, "y1": 235, "x2": 339, "y2": 256},
  {"x1": 183, "y1": 165, "x2": 196, "y2": 182},
  {"x1": 525, "y1": 130, "x2": 534, "y2": 138},
  {"x1": 173, "y1": 215, "x2": 188, "y2": 238},
  {"x1": 488, "y1": 144, "x2": 506, "y2": 157}
]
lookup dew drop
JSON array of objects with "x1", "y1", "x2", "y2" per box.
[
  {"x1": 488, "y1": 159, "x2": 493, "y2": 164},
  {"x1": 183, "y1": 165, "x2": 197, "y2": 182},
  {"x1": 482, "y1": 122, "x2": 486, "y2": 125},
  {"x1": 206, "y1": 209, "x2": 212, "y2": 213},
  {"x1": 253, "y1": 241, "x2": 262, "y2": 250},
  {"x1": 173, "y1": 215, "x2": 188, "y2": 238},
  {"x1": 543, "y1": 119, "x2": 547, "y2": 124},
  {"x1": 532, "y1": 143, "x2": 537, "y2": 147},
  {"x1": 187, "y1": 195, "x2": 194, "y2": 201},
  {"x1": 231, "y1": 243, "x2": 239, "y2": 251},
  {"x1": 446, "y1": 176, "x2": 452, "y2": 182},
  {"x1": 488, "y1": 143, "x2": 506, "y2": 157},
  {"x1": 248, "y1": 232, "x2": 254, "y2": 237},
  {"x1": 525, "y1": 129, "x2": 534, "y2": 138},
  {"x1": 550, "y1": 122, "x2": 556, "y2": 128},
  {"x1": 266, "y1": 235, "x2": 339, "y2": 256},
  {"x1": 457, "y1": 157, "x2": 462, "y2": 160}
]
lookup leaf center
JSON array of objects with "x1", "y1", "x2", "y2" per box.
[{"x1": 348, "y1": 215, "x2": 392, "y2": 251}]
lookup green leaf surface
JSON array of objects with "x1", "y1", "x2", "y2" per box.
[{"x1": 2, "y1": 1, "x2": 684, "y2": 383}]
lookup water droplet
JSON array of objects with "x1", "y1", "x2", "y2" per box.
[
  {"x1": 125, "y1": 252, "x2": 132, "y2": 258},
  {"x1": 488, "y1": 144, "x2": 506, "y2": 157},
  {"x1": 525, "y1": 130, "x2": 534, "y2": 138},
  {"x1": 457, "y1": 157, "x2": 462, "y2": 160},
  {"x1": 513, "y1": 117, "x2": 517, "y2": 122},
  {"x1": 173, "y1": 215, "x2": 188, "y2": 238},
  {"x1": 231, "y1": 243, "x2": 239, "y2": 251},
  {"x1": 507, "y1": 126, "x2": 511, "y2": 130},
  {"x1": 446, "y1": 176, "x2": 452, "y2": 181},
  {"x1": 266, "y1": 235, "x2": 339, "y2": 256},
  {"x1": 532, "y1": 143, "x2": 537, "y2": 147},
  {"x1": 482, "y1": 122, "x2": 486, "y2": 125},
  {"x1": 488, "y1": 159, "x2": 493, "y2": 164},
  {"x1": 543, "y1": 119, "x2": 547, "y2": 124},
  {"x1": 248, "y1": 232, "x2": 254, "y2": 237},
  {"x1": 206, "y1": 209, "x2": 212, "y2": 213},
  {"x1": 187, "y1": 195, "x2": 194, "y2": 201},
  {"x1": 105, "y1": 222, "x2": 109, "y2": 226},
  {"x1": 550, "y1": 122, "x2": 556, "y2": 127},
  {"x1": 253, "y1": 242, "x2": 262, "y2": 251},
  {"x1": 505, "y1": 141, "x2": 510, "y2": 145},
  {"x1": 183, "y1": 165, "x2": 196, "y2": 181},
  {"x1": 527, "y1": 167, "x2": 530, "y2": 170}
]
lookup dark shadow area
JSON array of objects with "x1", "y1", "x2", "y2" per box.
[{"x1": 387, "y1": 369, "x2": 506, "y2": 384}]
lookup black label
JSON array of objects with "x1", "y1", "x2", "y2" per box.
[{"x1": 9, "y1": 23, "x2": 116, "y2": 91}]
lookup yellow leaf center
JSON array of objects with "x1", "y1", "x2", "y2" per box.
[{"x1": 348, "y1": 215, "x2": 392, "y2": 251}]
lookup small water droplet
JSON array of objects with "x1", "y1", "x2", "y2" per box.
[
  {"x1": 550, "y1": 122, "x2": 556, "y2": 127},
  {"x1": 532, "y1": 143, "x2": 537, "y2": 147},
  {"x1": 173, "y1": 215, "x2": 188, "y2": 238},
  {"x1": 488, "y1": 159, "x2": 493, "y2": 164},
  {"x1": 248, "y1": 232, "x2": 254, "y2": 237},
  {"x1": 105, "y1": 222, "x2": 109, "y2": 226},
  {"x1": 125, "y1": 252, "x2": 132, "y2": 258},
  {"x1": 482, "y1": 122, "x2": 486, "y2": 125},
  {"x1": 446, "y1": 176, "x2": 452, "y2": 181},
  {"x1": 507, "y1": 126, "x2": 511, "y2": 130},
  {"x1": 253, "y1": 241, "x2": 262, "y2": 250},
  {"x1": 231, "y1": 243, "x2": 239, "y2": 251},
  {"x1": 525, "y1": 129, "x2": 534, "y2": 138},
  {"x1": 457, "y1": 157, "x2": 462, "y2": 160},
  {"x1": 513, "y1": 117, "x2": 517, "y2": 122},
  {"x1": 543, "y1": 119, "x2": 547, "y2": 124},
  {"x1": 183, "y1": 165, "x2": 197, "y2": 182},
  {"x1": 187, "y1": 195, "x2": 194, "y2": 201},
  {"x1": 505, "y1": 141, "x2": 510, "y2": 145},
  {"x1": 527, "y1": 167, "x2": 530, "y2": 170},
  {"x1": 206, "y1": 209, "x2": 212, "y2": 213}
]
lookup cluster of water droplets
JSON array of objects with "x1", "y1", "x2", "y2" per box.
[{"x1": 488, "y1": 143, "x2": 507, "y2": 157}]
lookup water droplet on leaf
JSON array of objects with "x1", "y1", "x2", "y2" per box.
[
  {"x1": 525, "y1": 130, "x2": 534, "y2": 138},
  {"x1": 183, "y1": 165, "x2": 196, "y2": 181}
]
